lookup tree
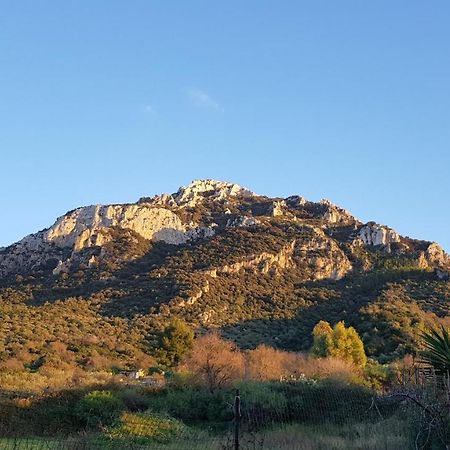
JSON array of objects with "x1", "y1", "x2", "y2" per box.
[
  {"x1": 311, "y1": 320, "x2": 367, "y2": 367},
  {"x1": 157, "y1": 319, "x2": 194, "y2": 367},
  {"x1": 246, "y1": 344, "x2": 286, "y2": 381},
  {"x1": 183, "y1": 332, "x2": 244, "y2": 391},
  {"x1": 311, "y1": 320, "x2": 333, "y2": 358}
]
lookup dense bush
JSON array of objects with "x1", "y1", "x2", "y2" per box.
[
  {"x1": 147, "y1": 379, "x2": 382, "y2": 428},
  {"x1": 117, "y1": 388, "x2": 151, "y2": 412},
  {"x1": 240, "y1": 380, "x2": 380, "y2": 427},
  {"x1": 149, "y1": 386, "x2": 232, "y2": 423},
  {"x1": 0, "y1": 376, "x2": 405, "y2": 440},
  {"x1": 362, "y1": 362, "x2": 395, "y2": 391},
  {"x1": 75, "y1": 390, "x2": 124, "y2": 428}
]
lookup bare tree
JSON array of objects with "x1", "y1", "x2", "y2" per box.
[{"x1": 184, "y1": 333, "x2": 244, "y2": 391}]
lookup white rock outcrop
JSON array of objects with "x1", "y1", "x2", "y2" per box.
[
  {"x1": 201, "y1": 241, "x2": 296, "y2": 278},
  {"x1": 0, "y1": 202, "x2": 216, "y2": 277},
  {"x1": 423, "y1": 243, "x2": 450, "y2": 267},
  {"x1": 2, "y1": 179, "x2": 448, "y2": 282},
  {"x1": 320, "y1": 199, "x2": 355, "y2": 224},
  {"x1": 46, "y1": 205, "x2": 191, "y2": 248},
  {"x1": 357, "y1": 223, "x2": 400, "y2": 247},
  {"x1": 270, "y1": 200, "x2": 285, "y2": 217},
  {"x1": 225, "y1": 216, "x2": 258, "y2": 228},
  {"x1": 173, "y1": 179, "x2": 254, "y2": 207}
]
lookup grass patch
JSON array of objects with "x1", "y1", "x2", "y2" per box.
[
  {"x1": 107, "y1": 411, "x2": 186, "y2": 444},
  {"x1": 0, "y1": 415, "x2": 414, "y2": 449}
]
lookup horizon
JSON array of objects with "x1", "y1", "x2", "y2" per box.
[{"x1": 1, "y1": 2, "x2": 449, "y2": 251}]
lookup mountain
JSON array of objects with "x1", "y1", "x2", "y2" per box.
[{"x1": 1, "y1": 179, "x2": 450, "y2": 367}]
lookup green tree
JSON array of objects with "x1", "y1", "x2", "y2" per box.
[
  {"x1": 311, "y1": 320, "x2": 333, "y2": 358},
  {"x1": 157, "y1": 319, "x2": 194, "y2": 367},
  {"x1": 311, "y1": 320, "x2": 367, "y2": 367}
]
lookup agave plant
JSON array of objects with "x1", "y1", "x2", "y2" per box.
[{"x1": 421, "y1": 326, "x2": 450, "y2": 373}]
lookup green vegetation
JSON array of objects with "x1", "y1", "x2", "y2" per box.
[
  {"x1": 0, "y1": 328, "x2": 443, "y2": 448},
  {"x1": 0, "y1": 196, "x2": 449, "y2": 447},
  {"x1": 0, "y1": 214, "x2": 448, "y2": 384},
  {"x1": 420, "y1": 325, "x2": 450, "y2": 373},
  {"x1": 156, "y1": 319, "x2": 194, "y2": 367},
  {"x1": 0, "y1": 417, "x2": 415, "y2": 450},
  {"x1": 0, "y1": 377, "x2": 416, "y2": 449},
  {"x1": 312, "y1": 320, "x2": 367, "y2": 367},
  {"x1": 75, "y1": 390, "x2": 124, "y2": 428},
  {"x1": 107, "y1": 411, "x2": 185, "y2": 444}
]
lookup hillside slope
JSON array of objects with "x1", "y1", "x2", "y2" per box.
[{"x1": 1, "y1": 179, "x2": 449, "y2": 369}]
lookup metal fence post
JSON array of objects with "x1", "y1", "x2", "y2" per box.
[{"x1": 234, "y1": 388, "x2": 241, "y2": 450}]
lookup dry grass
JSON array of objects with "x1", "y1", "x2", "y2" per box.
[
  {"x1": 0, "y1": 369, "x2": 118, "y2": 394},
  {"x1": 258, "y1": 419, "x2": 413, "y2": 450}
]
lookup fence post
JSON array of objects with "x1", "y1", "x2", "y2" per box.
[{"x1": 234, "y1": 388, "x2": 241, "y2": 450}]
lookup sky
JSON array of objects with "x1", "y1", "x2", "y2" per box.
[{"x1": 0, "y1": 1, "x2": 449, "y2": 250}]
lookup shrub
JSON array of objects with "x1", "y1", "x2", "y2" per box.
[
  {"x1": 149, "y1": 386, "x2": 232, "y2": 423},
  {"x1": 75, "y1": 390, "x2": 124, "y2": 428},
  {"x1": 237, "y1": 381, "x2": 288, "y2": 426},
  {"x1": 245, "y1": 345, "x2": 287, "y2": 381},
  {"x1": 270, "y1": 380, "x2": 375, "y2": 425},
  {"x1": 167, "y1": 371, "x2": 201, "y2": 389},
  {"x1": 363, "y1": 362, "x2": 394, "y2": 391},
  {"x1": 107, "y1": 412, "x2": 185, "y2": 443},
  {"x1": 117, "y1": 388, "x2": 151, "y2": 412}
]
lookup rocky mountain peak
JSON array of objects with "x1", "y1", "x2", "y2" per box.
[
  {"x1": 0, "y1": 180, "x2": 449, "y2": 280},
  {"x1": 173, "y1": 179, "x2": 255, "y2": 207}
]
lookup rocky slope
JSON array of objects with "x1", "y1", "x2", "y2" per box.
[{"x1": 1, "y1": 179, "x2": 447, "y2": 279}]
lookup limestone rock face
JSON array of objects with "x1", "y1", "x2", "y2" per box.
[
  {"x1": 139, "y1": 179, "x2": 254, "y2": 208},
  {"x1": 357, "y1": 223, "x2": 400, "y2": 247},
  {"x1": 294, "y1": 227, "x2": 353, "y2": 280},
  {"x1": 0, "y1": 231, "x2": 63, "y2": 277},
  {"x1": 173, "y1": 179, "x2": 254, "y2": 207},
  {"x1": 319, "y1": 199, "x2": 355, "y2": 224},
  {"x1": 46, "y1": 205, "x2": 189, "y2": 248},
  {"x1": 198, "y1": 227, "x2": 352, "y2": 282},
  {"x1": 270, "y1": 200, "x2": 286, "y2": 217},
  {"x1": 0, "y1": 202, "x2": 215, "y2": 277},
  {"x1": 285, "y1": 195, "x2": 307, "y2": 207},
  {"x1": 202, "y1": 241, "x2": 296, "y2": 278},
  {"x1": 421, "y1": 243, "x2": 450, "y2": 268}
]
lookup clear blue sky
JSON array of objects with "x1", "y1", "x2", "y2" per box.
[{"x1": 1, "y1": 1, "x2": 449, "y2": 251}]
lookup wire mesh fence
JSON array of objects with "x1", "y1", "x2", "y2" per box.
[{"x1": 1, "y1": 371, "x2": 449, "y2": 450}]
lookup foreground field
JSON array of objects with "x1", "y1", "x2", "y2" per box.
[{"x1": 0, "y1": 416, "x2": 414, "y2": 450}]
